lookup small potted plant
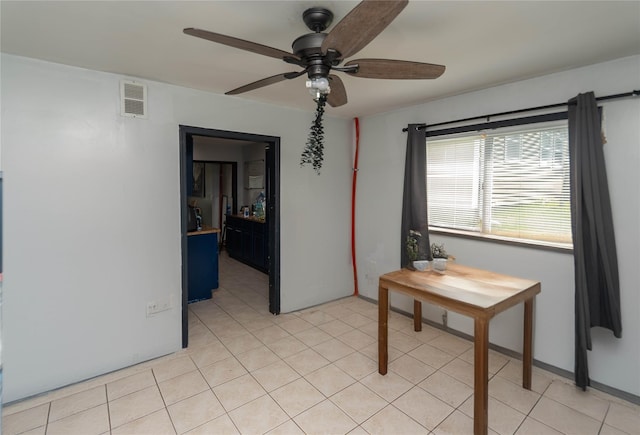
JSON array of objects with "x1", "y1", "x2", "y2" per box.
[
  {"x1": 407, "y1": 230, "x2": 429, "y2": 271},
  {"x1": 431, "y1": 242, "x2": 449, "y2": 273}
]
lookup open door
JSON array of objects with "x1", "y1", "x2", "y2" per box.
[{"x1": 179, "y1": 125, "x2": 280, "y2": 348}]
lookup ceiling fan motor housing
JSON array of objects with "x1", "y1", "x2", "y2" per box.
[{"x1": 292, "y1": 32, "x2": 333, "y2": 79}]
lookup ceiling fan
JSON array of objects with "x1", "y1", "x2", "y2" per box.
[{"x1": 183, "y1": 0, "x2": 445, "y2": 108}]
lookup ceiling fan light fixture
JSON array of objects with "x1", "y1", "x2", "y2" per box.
[{"x1": 306, "y1": 77, "x2": 331, "y2": 98}]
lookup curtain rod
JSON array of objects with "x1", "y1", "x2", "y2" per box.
[{"x1": 402, "y1": 89, "x2": 640, "y2": 132}]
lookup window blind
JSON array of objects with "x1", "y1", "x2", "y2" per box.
[{"x1": 427, "y1": 123, "x2": 572, "y2": 245}]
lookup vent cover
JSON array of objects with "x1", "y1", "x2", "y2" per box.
[{"x1": 120, "y1": 80, "x2": 147, "y2": 118}]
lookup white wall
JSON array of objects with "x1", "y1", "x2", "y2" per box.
[
  {"x1": 1, "y1": 54, "x2": 354, "y2": 402},
  {"x1": 356, "y1": 55, "x2": 640, "y2": 397}
]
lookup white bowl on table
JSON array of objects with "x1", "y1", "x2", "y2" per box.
[{"x1": 412, "y1": 260, "x2": 430, "y2": 271}]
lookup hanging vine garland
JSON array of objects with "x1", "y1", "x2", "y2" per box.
[{"x1": 300, "y1": 94, "x2": 327, "y2": 174}]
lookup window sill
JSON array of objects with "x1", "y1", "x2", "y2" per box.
[{"x1": 428, "y1": 227, "x2": 573, "y2": 254}]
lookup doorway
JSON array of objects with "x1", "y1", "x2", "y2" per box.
[{"x1": 179, "y1": 125, "x2": 281, "y2": 348}]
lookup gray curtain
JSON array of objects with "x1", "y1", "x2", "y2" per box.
[
  {"x1": 401, "y1": 124, "x2": 431, "y2": 267},
  {"x1": 568, "y1": 92, "x2": 622, "y2": 390}
]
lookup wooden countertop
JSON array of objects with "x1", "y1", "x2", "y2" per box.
[
  {"x1": 188, "y1": 225, "x2": 221, "y2": 236},
  {"x1": 227, "y1": 214, "x2": 265, "y2": 223}
]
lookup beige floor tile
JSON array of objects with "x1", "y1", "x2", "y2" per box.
[
  {"x1": 111, "y1": 409, "x2": 176, "y2": 435},
  {"x1": 432, "y1": 409, "x2": 474, "y2": 435},
  {"x1": 419, "y1": 371, "x2": 473, "y2": 408},
  {"x1": 357, "y1": 321, "x2": 379, "y2": 338},
  {"x1": 106, "y1": 370, "x2": 156, "y2": 401},
  {"x1": 294, "y1": 400, "x2": 358, "y2": 435},
  {"x1": 489, "y1": 375, "x2": 541, "y2": 414},
  {"x1": 360, "y1": 371, "x2": 413, "y2": 402},
  {"x1": 604, "y1": 402, "x2": 640, "y2": 434},
  {"x1": 599, "y1": 423, "x2": 630, "y2": 435},
  {"x1": 14, "y1": 426, "x2": 46, "y2": 435},
  {"x1": 270, "y1": 378, "x2": 326, "y2": 418},
  {"x1": 47, "y1": 404, "x2": 109, "y2": 435},
  {"x1": 334, "y1": 352, "x2": 378, "y2": 380},
  {"x1": 167, "y1": 390, "x2": 225, "y2": 434},
  {"x1": 241, "y1": 316, "x2": 275, "y2": 332},
  {"x1": 48, "y1": 385, "x2": 106, "y2": 423},
  {"x1": 265, "y1": 419, "x2": 305, "y2": 435},
  {"x1": 388, "y1": 330, "x2": 423, "y2": 353},
  {"x1": 440, "y1": 357, "x2": 475, "y2": 386},
  {"x1": 360, "y1": 342, "x2": 404, "y2": 363},
  {"x1": 252, "y1": 359, "x2": 301, "y2": 392},
  {"x1": 151, "y1": 355, "x2": 198, "y2": 383},
  {"x1": 212, "y1": 373, "x2": 266, "y2": 411},
  {"x1": 428, "y1": 333, "x2": 473, "y2": 356},
  {"x1": 544, "y1": 379, "x2": 610, "y2": 421},
  {"x1": 410, "y1": 324, "x2": 444, "y2": 343},
  {"x1": 460, "y1": 394, "x2": 526, "y2": 435},
  {"x1": 158, "y1": 370, "x2": 209, "y2": 406},
  {"x1": 312, "y1": 338, "x2": 356, "y2": 362},
  {"x1": 284, "y1": 348, "x2": 330, "y2": 376},
  {"x1": 235, "y1": 344, "x2": 280, "y2": 371},
  {"x1": 331, "y1": 382, "x2": 388, "y2": 424},
  {"x1": 460, "y1": 347, "x2": 510, "y2": 374},
  {"x1": 393, "y1": 386, "x2": 454, "y2": 430},
  {"x1": 251, "y1": 324, "x2": 291, "y2": 344},
  {"x1": 199, "y1": 356, "x2": 247, "y2": 387},
  {"x1": 337, "y1": 329, "x2": 377, "y2": 350},
  {"x1": 266, "y1": 335, "x2": 309, "y2": 359},
  {"x1": 220, "y1": 332, "x2": 263, "y2": 355},
  {"x1": 361, "y1": 404, "x2": 430, "y2": 435},
  {"x1": 185, "y1": 341, "x2": 233, "y2": 368},
  {"x1": 294, "y1": 326, "x2": 333, "y2": 347},
  {"x1": 305, "y1": 364, "x2": 356, "y2": 397},
  {"x1": 515, "y1": 416, "x2": 564, "y2": 434},
  {"x1": 278, "y1": 317, "x2": 315, "y2": 334},
  {"x1": 183, "y1": 414, "x2": 239, "y2": 435},
  {"x1": 497, "y1": 359, "x2": 553, "y2": 394},
  {"x1": 2, "y1": 403, "x2": 50, "y2": 435},
  {"x1": 342, "y1": 312, "x2": 373, "y2": 328},
  {"x1": 228, "y1": 395, "x2": 290, "y2": 434},
  {"x1": 529, "y1": 396, "x2": 601, "y2": 435},
  {"x1": 297, "y1": 309, "x2": 336, "y2": 326},
  {"x1": 389, "y1": 354, "x2": 436, "y2": 384},
  {"x1": 109, "y1": 385, "x2": 165, "y2": 429},
  {"x1": 318, "y1": 319, "x2": 355, "y2": 337},
  {"x1": 408, "y1": 343, "x2": 457, "y2": 369}
]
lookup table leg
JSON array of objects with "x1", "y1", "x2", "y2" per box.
[
  {"x1": 474, "y1": 317, "x2": 489, "y2": 435},
  {"x1": 523, "y1": 298, "x2": 534, "y2": 390},
  {"x1": 378, "y1": 285, "x2": 389, "y2": 375},
  {"x1": 413, "y1": 300, "x2": 422, "y2": 331}
]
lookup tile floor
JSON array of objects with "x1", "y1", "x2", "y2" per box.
[{"x1": 3, "y1": 253, "x2": 639, "y2": 434}]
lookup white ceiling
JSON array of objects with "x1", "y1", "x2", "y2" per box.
[{"x1": 2, "y1": 1, "x2": 639, "y2": 118}]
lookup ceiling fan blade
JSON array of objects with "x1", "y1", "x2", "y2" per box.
[
  {"x1": 184, "y1": 28, "x2": 297, "y2": 61},
  {"x1": 321, "y1": 0, "x2": 408, "y2": 59},
  {"x1": 225, "y1": 72, "x2": 303, "y2": 95},
  {"x1": 327, "y1": 75, "x2": 348, "y2": 107},
  {"x1": 345, "y1": 59, "x2": 445, "y2": 79}
]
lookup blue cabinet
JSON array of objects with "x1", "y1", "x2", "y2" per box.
[
  {"x1": 225, "y1": 215, "x2": 268, "y2": 273},
  {"x1": 187, "y1": 231, "x2": 219, "y2": 303}
]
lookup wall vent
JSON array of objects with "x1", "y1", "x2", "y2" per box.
[{"x1": 120, "y1": 80, "x2": 147, "y2": 118}]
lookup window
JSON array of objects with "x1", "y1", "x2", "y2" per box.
[{"x1": 426, "y1": 121, "x2": 572, "y2": 246}]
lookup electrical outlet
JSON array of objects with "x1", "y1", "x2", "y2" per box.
[{"x1": 146, "y1": 296, "x2": 172, "y2": 317}]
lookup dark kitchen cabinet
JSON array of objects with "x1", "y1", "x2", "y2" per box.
[
  {"x1": 225, "y1": 215, "x2": 268, "y2": 273},
  {"x1": 187, "y1": 231, "x2": 219, "y2": 303}
]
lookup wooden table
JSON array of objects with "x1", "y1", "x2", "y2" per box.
[{"x1": 378, "y1": 264, "x2": 540, "y2": 435}]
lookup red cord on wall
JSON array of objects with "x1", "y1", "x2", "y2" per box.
[{"x1": 351, "y1": 117, "x2": 360, "y2": 296}]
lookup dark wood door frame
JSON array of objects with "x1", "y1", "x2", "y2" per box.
[{"x1": 179, "y1": 125, "x2": 281, "y2": 348}]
